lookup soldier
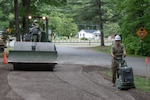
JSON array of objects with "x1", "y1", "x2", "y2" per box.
[
  {"x1": 31, "y1": 20, "x2": 41, "y2": 42},
  {"x1": 110, "y1": 35, "x2": 126, "y2": 86}
]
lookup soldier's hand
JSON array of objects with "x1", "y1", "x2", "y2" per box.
[
  {"x1": 123, "y1": 54, "x2": 126, "y2": 57},
  {"x1": 113, "y1": 56, "x2": 116, "y2": 59}
]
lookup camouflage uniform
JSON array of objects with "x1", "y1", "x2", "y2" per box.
[
  {"x1": 111, "y1": 44, "x2": 125, "y2": 84},
  {"x1": 31, "y1": 23, "x2": 41, "y2": 42}
]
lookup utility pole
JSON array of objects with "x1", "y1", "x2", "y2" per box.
[{"x1": 97, "y1": 0, "x2": 104, "y2": 46}]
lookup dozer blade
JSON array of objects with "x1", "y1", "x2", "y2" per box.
[{"x1": 8, "y1": 42, "x2": 57, "y2": 70}]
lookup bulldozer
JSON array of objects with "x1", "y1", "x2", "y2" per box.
[
  {"x1": 8, "y1": 16, "x2": 57, "y2": 71},
  {"x1": 0, "y1": 38, "x2": 5, "y2": 53},
  {"x1": 0, "y1": 30, "x2": 8, "y2": 53}
]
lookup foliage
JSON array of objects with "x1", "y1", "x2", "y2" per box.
[
  {"x1": 81, "y1": 37, "x2": 88, "y2": 40},
  {"x1": 114, "y1": 0, "x2": 150, "y2": 56},
  {"x1": 0, "y1": 0, "x2": 13, "y2": 29},
  {"x1": 64, "y1": 0, "x2": 122, "y2": 47},
  {"x1": 123, "y1": 35, "x2": 141, "y2": 55},
  {"x1": 2, "y1": 31, "x2": 9, "y2": 43},
  {"x1": 142, "y1": 42, "x2": 150, "y2": 56},
  {"x1": 70, "y1": 0, "x2": 120, "y2": 34},
  {"x1": 49, "y1": 12, "x2": 78, "y2": 37},
  {"x1": 104, "y1": 22, "x2": 120, "y2": 36}
]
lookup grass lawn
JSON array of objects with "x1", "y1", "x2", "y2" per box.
[{"x1": 134, "y1": 76, "x2": 150, "y2": 92}]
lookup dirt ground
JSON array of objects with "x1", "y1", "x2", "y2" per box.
[
  {"x1": 0, "y1": 64, "x2": 11, "y2": 99},
  {"x1": 82, "y1": 65, "x2": 150, "y2": 100},
  {"x1": 0, "y1": 64, "x2": 150, "y2": 100},
  {"x1": 0, "y1": 64, "x2": 23, "y2": 100}
]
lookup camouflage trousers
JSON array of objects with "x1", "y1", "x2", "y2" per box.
[
  {"x1": 30, "y1": 31, "x2": 41, "y2": 42},
  {"x1": 111, "y1": 59, "x2": 119, "y2": 84}
]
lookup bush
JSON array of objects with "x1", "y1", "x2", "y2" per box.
[
  {"x1": 80, "y1": 37, "x2": 88, "y2": 40},
  {"x1": 142, "y1": 43, "x2": 150, "y2": 56},
  {"x1": 123, "y1": 35, "x2": 150, "y2": 56},
  {"x1": 123, "y1": 35, "x2": 140, "y2": 55}
]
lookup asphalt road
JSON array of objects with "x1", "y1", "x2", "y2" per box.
[
  {"x1": 57, "y1": 45, "x2": 150, "y2": 77},
  {"x1": 57, "y1": 45, "x2": 112, "y2": 65}
]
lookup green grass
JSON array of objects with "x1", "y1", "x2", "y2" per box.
[
  {"x1": 53, "y1": 38, "x2": 101, "y2": 42},
  {"x1": 92, "y1": 46, "x2": 111, "y2": 53},
  {"x1": 105, "y1": 71, "x2": 150, "y2": 92},
  {"x1": 105, "y1": 70, "x2": 112, "y2": 76},
  {"x1": 134, "y1": 77, "x2": 150, "y2": 92}
]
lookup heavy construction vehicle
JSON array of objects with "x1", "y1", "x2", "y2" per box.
[
  {"x1": 0, "y1": 31, "x2": 7, "y2": 53},
  {"x1": 8, "y1": 16, "x2": 57, "y2": 71},
  {"x1": 0, "y1": 38, "x2": 5, "y2": 53}
]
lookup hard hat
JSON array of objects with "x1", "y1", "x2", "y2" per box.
[
  {"x1": 33, "y1": 20, "x2": 38, "y2": 23},
  {"x1": 115, "y1": 35, "x2": 121, "y2": 40}
]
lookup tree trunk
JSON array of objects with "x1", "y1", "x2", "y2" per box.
[
  {"x1": 14, "y1": 0, "x2": 20, "y2": 41},
  {"x1": 97, "y1": 0, "x2": 104, "y2": 46},
  {"x1": 22, "y1": 0, "x2": 30, "y2": 34}
]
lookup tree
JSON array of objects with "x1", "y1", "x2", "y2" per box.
[
  {"x1": 0, "y1": 0, "x2": 13, "y2": 29},
  {"x1": 97, "y1": 0, "x2": 104, "y2": 46},
  {"x1": 21, "y1": 0, "x2": 31, "y2": 34},
  {"x1": 104, "y1": 22, "x2": 120, "y2": 36},
  {"x1": 14, "y1": 0, "x2": 20, "y2": 41},
  {"x1": 13, "y1": 0, "x2": 67, "y2": 41},
  {"x1": 60, "y1": 17, "x2": 78, "y2": 37},
  {"x1": 49, "y1": 12, "x2": 78, "y2": 38},
  {"x1": 69, "y1": 0, "x2": 119, "y2": 46}
]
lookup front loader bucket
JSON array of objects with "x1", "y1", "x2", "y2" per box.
[
  {"x1": 8, "y1": 51, "x2": 57, "y2": 63},
  {"x1": 8, "y1": 42, "x2": 57, "y2": 71}
]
